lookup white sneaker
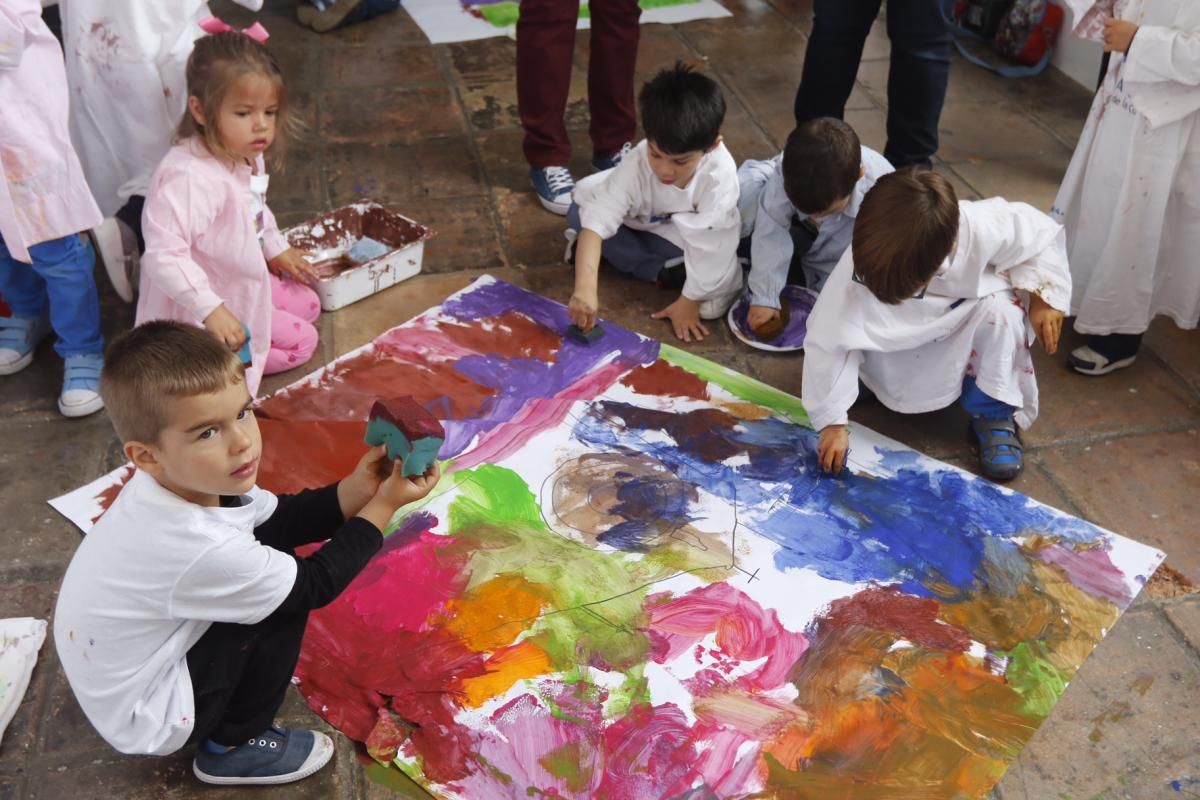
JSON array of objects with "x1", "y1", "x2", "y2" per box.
[
  {"x1": 91, "y1": 217, "x2": 139, "y2": 302},
  {"x1": 59, "y1": 353, "x2": 105, "y2": 418}
]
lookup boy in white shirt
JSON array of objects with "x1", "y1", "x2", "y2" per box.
[
  {"x1": 738, "y1": 118, "x2": 893, "y2": 337},
  {"x1": 53, "y1": 321, "x2": 439, "y2": 786},
  {"x1": 567, "y1": 62, "x2": 741, "y2": 343},
  {"x1": 803, "y1": 171, "x2": 1070, "y2": 482}
]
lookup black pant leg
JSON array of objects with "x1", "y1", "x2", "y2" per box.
[
  {"x1": 114, "y1": 195, "x2": 146, "y2": 255},
  {"x1": 793, "y1": 0, "x2": 882, "y2": 125},
  {"x1": 185, "y1": 610, "x2": 310, "y2": 748},
  {"x1": 881, "y1": 0, "x2": 954, "y2": 167}
]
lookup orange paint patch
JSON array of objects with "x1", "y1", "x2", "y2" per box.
[
  {"x1": 459, "y1": 640, "x2": 553, "y2": 707},
  {"x1": 442, "y1": 574, "x2": 548, "y2": 652}
]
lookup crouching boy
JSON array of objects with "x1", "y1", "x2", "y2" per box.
[
  {"x1": 54, "y1": 321, "x2": 439, "y2": 786},
  {"x1": 803, "y1": 171, "x2": 1069, "y2": 481}
]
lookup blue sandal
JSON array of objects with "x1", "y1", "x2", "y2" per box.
[{"x1": 969, "y1": 416, "x2": 1023, "y2": 482}]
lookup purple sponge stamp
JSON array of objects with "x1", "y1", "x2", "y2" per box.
[{"x1": 364, "y1": 397, "x2": 445, "y2": 478}]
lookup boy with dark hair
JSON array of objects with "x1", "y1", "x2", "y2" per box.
[
  {"x1": 566, "y1": 62, "x2": 741, "y2": 342},
  {"x1": 54, "y1": 321, "x2": 439, "y2": 786},
  {"x1": 802, "y1": 170, "x2": 1070, "y2": 482},
  {"x1": 738, "y1": 118, "x2": 893, "y2": 336}
]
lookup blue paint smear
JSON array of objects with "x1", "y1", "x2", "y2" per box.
[
  {"x1": 598, "y1": 474, "x2": 696, "y2": 552},
  {"x1": 571, "y1": 401, "x2": 1109, "y2": 596}
]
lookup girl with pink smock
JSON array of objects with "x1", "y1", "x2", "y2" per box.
[{"x1": 137, "y1": 22, "x2": 321, "y2": 395}]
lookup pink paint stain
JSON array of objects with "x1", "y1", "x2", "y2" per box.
[
  {"x1": 1036, "y1": 541, "x2": 1132, "y2": 605},
  {"x1": 645, "y1": 583, "x2": 809, "y2": 691},
  {"x1": 596, "y1": 703, "x2": 699, "y2": 800}
]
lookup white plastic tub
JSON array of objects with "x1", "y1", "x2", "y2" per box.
[{"x1": 285, "y1": 202, "x2": 435, "y2": 311}]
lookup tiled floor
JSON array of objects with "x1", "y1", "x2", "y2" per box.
[{"x1": 2, "y1": 1, "x2": 1197, "y2": 798}]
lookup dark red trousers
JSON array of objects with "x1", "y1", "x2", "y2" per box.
[{"x1": 516, "y1": 0, "x2": 641, "y2": 168}]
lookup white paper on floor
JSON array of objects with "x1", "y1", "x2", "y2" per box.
[{"x1": 405, "y1": 0, "x2": 731, "y2": 44}]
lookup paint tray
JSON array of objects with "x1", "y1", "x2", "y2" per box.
[{"x1": 285, "y1": 202, "x2": 435, "y2": 312}]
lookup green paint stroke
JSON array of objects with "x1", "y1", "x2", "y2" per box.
[
  {"x1": 659, "y1": 344, "x2": 811, "y2": 427},
  {"x1": 539, "y1": 741, "x2": 593, "y2": 794},
  {"x1": 446, "y1": 465, "x2": 718, "y2": 674},
  {"x1": 477, "y1": 0, "x2": 702, "y2": 28},
  {"x1": 1001, "y1": 641, "x2": 1070, "y2": 717}
]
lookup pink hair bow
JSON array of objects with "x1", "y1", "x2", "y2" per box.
[{"x1": 198, "y1": 16, "x2": 270, "y2": 44}]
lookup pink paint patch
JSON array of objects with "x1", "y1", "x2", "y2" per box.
[
  {"x1": 645, "y1": 583, "x2": 808, "y2": 691},
  {"x1": 1037, "y1": 542, "x2": 1132, "y2": 605},
  {"x1": 597, "y1": 703, "x2": 700, "y2": 799},
  {"x1": 350, "y1": 530, "x2": 469, "y2": 632}
]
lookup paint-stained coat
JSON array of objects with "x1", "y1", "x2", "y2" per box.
[
  {"x1": 1051, "y1": 0, "x2": 1200, "y2": 334},
  {"x1": 0, "y1": 0, "x2": 101, "y2": 263}
]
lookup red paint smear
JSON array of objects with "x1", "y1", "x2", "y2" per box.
[
  {"x1": 90, "y1": 465, "x2": 135, "y2": 524},
  {"x1": 256, "y1": 348, "x2": 494, "y2": 424},
  {"x1": 620, "y1": 360, "x2": 709, "y2": 401},
  {"x1": 646, "y1": 583, "x2": 808, "y2": 691},
  {"x1": 296, "y1": 526, "x2": 487, "y2": 784},
  {"x1": 435, "y1": 310, "x2": 562, "y2": 362},
  {"x1": 821, "y1": 585, "x2": 972, "y2": 652},
  {"x1": 257, "y1": 418, "x2": 369, "y2": 494}
]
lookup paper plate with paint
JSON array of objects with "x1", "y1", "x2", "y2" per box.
[{"x1": 727, "y1": 284, "x2": 817, "y2": 352}]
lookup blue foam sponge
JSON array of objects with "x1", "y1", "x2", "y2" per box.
[{"x1": 348, "y1": 237, "x2": 390, "y2": 264}]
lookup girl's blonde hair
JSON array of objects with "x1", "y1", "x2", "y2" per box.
[{"x1": 176, "y1": 31, "x2": 300, "y2": 167}]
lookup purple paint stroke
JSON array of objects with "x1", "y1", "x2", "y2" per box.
[
  {"x1": 432, "y1": 279, "x2": 659, "y2": 457},
  {"x1": 1035, "y1": 541, "x2": 1133, "y2": 605},
  {"x1": 731, "y1": 285, "x2": 816, "y2": 349}
]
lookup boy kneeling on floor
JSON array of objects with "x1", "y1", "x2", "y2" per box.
[
  {"x1": 803, "y1": 170, "x2": 1070, "y2": 482},
  {"x1": 54, "y1": 321, "x2": 439, "y2": 786}
]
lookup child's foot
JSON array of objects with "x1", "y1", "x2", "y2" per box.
[
  {"x1": 0, "y1": 315, "x2": 51, "y2": 375},
  {"x1": 530, "y1": 166, "x2": 575, "y2": 215},
  {"x1": 656, "y1": 257, "x2": 686, "y2": 290},
  {"x1": 1068, "y1": 333, "x2": 1142, "y2": 376},
  {"x1": 91, "y1": 218, "x2": 139, "y2": 303},
  {"x1": 969, "y1": 416, "x2": 1023, "y2": 482},
  {"x1": 192, "y1": 726, "x2": 334, "y2": 786},
  {"x1": 59, "y1": 353, "x2": 105, "y2": 418},
  {"x1": 591, "y1": 142, "x2": 633, "y2": 172}
]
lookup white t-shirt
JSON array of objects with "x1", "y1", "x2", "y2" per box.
[
  {"x1": 574, "y1": 139, "x2": 742, "y2": 304},
  {"x1": 53, "y1": 469, "x2": 298, "y2": 756}
]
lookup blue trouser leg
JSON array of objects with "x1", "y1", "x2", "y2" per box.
[
  {"x1": 567, "y1": 203, "x2": 683, "y2": 284},
  {"x1": 0, "y1": 234, "x2": 103, "y2": 357},
  {"x1": 0, "y1": 236, "x2": 50, "y2": 319},
  {"x1": 959, "y1": 375, "x2": 1016, "y2": 420},
  {"x1": 883, "y1": 0, "x2": 954, "y2": 168}
]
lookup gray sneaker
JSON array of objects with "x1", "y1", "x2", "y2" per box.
[{"x1": 192, "y1": 726, "x2": 334, "y2": 786}]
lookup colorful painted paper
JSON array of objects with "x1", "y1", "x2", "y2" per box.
[
  {"x1": 403, "y1": 0, "x2": 730, "y2": 44},
  {"x1": 50, "y1": 276, "x2": 1164, "y2": 799}
]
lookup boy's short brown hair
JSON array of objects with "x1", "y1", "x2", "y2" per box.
[
  {"x1": 101, "y1": 322, "x2": 246, "y2": 444},
  {"x1": 782, "y1": 118, "x2": 862, "y2": 215},
  {"x1": 851, "y1": 169, "x2": 960, "y2": 304}
]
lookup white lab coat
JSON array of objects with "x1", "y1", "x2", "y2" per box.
[
  {"x1": 1051, "y1": 0, "x2": 1200, "y2": 334},
  {"x1": 802, "y1": 199, "x2": 1071, "y2": 432},
  {"x1": 60, "y1": 0, "x2": 262, "y2": 217}
]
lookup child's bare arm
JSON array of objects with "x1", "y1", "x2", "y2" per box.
[{"x1": 569, "y1": 229, "x2": 604, "y2": 331}]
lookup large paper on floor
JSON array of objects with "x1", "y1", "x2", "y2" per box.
[
  {"x1": 406, "y1": 0, "x2": 731, "y2": 44},
  {"x1": 51, "y1": 277, "x2": 1164, "y2": 799}
]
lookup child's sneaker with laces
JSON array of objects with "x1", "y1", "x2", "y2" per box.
[
  {"x1": 0, "y1": 314, "x2": 51, "y2": 375},
  {"x1": 59, "y1": 353, "x2": 105, "y2": 418},
  {"x1": 530, "y1": 166, "x2": 575, "y2": 215},
  {"x1": 193, "y1": 725, "x2": 334, "y2": 786},
  {"x1": 591, "y1": 141, "x2": 633, "y2": 172}
]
